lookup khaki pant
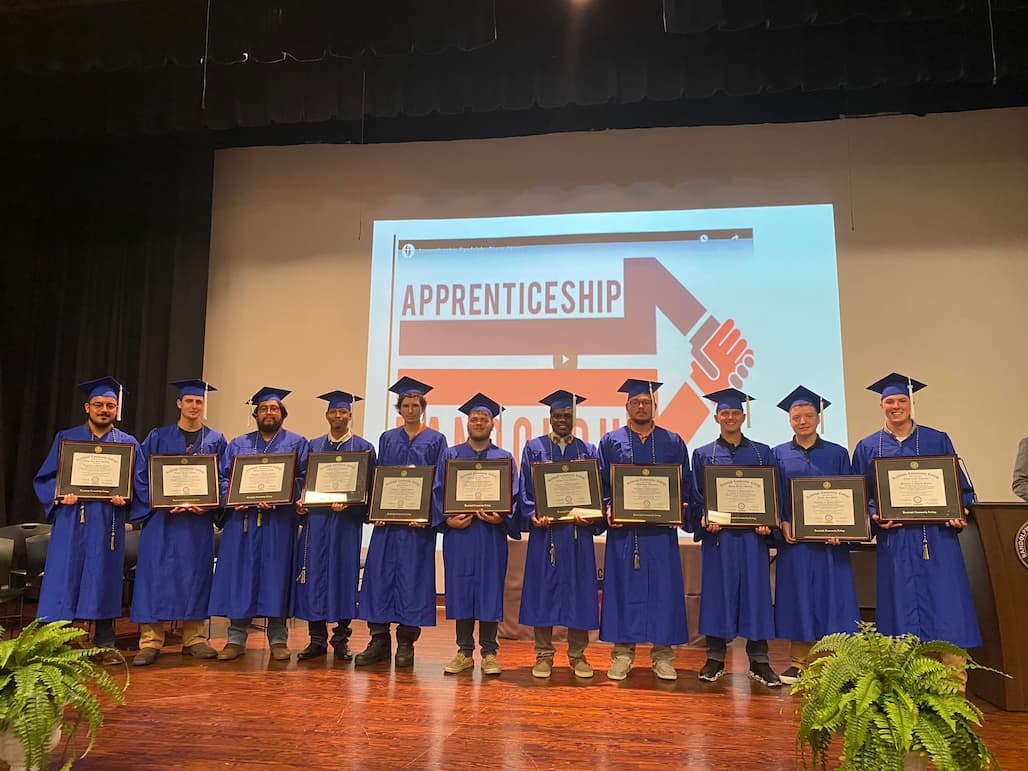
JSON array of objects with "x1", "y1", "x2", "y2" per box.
[
  {"x1": 138, "y1": 620, "x2": 209, "y2": 650},
  {"x1": 611, "y1": 642, "x2": 675, "y2": 664},
  {"x1": 534, "y1": 626, "x2": 590, "y2": 661},
  {"x1": 790, "y1": 640, "x2": 813, "y2": 670}
]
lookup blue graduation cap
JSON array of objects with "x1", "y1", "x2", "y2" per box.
[
  {"x1": 388, "y1": 376, "x2": 433, "y2": 397},
  {"x1": 539, "y1": 390, "x2": 587, "y2": 410},
  {"x1": 867, "y1": 371, "x2": 925, "y2": 422},
  {"x1": 458, "y1": 393, "x2": 504, "y2": 418},
  {"x1": 170, "y1": 379, "x2": 216, "y2": 398},
  {"x1": 777, "y1": 386, "x2": 829, "y2": 413},
  {"x1": 78, "y1": 377, "x2": 126, "y2": 421},
  {"x1": 317, "y1": 390, "x2": 363, "y2": 411},
  {"x1": 703, "y1": 387, "x2": 754, "y2": 427},
  {"x1": 617, "y1": 379, "x2": 662, "y2": 400},
  {"x1": 247, "y1": 386, "x2": 291, "y2": 406},
  {"x1": 777, "y1": 385, "x2": 829, "y2": 434},
  {"x1": 866, "y1": 372, "x2": 926, "y2": 400}
]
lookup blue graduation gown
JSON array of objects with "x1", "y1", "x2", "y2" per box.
[
  {"x1": 130, "y1": 423, "x2": 227, "y2": 623},
  {"x1": 208, "y1": 430, "x2": 308, "y2": 619},
  {"x1": 517, "y1": 436, "x2": 603, "y2": 630},
  {"x1": 291, "y1": 434, "x2": 376, "y2": 622},
  {"x1": 432, "y1": 443, "x2": 519, "y2": 622},
  {"x1": 689, "y1": 436, "x2": 776, "y2": 641},
  {"x1": 597, "y1": 426, "x2": 689, "y2": 646},
  {"x1": 358, "y1": 426, "x2": 447, "y2": 627},
  {"x1": 33, "y1": 425, "x2": 149, "y2": 621},
  {"x1": 852, "y1": 425, "x2": 981, "y2": 647},
  {"x1": 771, "y1": 438, "x2": 860, "y2": 641}
]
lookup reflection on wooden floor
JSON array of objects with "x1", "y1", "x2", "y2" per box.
[{"x1": 48, "y1": 612, "x2": 1028, "y2": 770}]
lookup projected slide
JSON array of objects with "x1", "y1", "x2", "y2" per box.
[{"x1": 367, "y1": 205, "x2": 845, "y2": 462}]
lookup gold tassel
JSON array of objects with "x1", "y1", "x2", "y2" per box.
[
  {"x1": 110, "y1": 532, "x2": 115, "y2": 551},
  {"x1": 549, "y1": 541, "x2": 555, "y2": 566},
  {"x1": 257, "y1": 511, "x2": 263, "y2": 528},
  {"x1": 298, "y1": 567, "x2": 307, "y2": 584},
  {"x1": 243, "y1": 513, "x2": 249, "y2": 533},
  {"x1": 633, "y1": 552, "x2": 640, "y2": 570},
  {"x1": 79, "y1": 504, "x2": 85, "y2": 524},
  {"x1": 922, "y1": 527, "x2": 930, "y2": 561}
]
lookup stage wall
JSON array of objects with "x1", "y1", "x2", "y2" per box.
[{"x1": 204, "y1": 107, "x2": 1028, "y2": 502}]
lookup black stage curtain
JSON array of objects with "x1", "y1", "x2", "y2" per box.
[{"x1": 0, "y1": 140, "x2": 214, "y2": 525}]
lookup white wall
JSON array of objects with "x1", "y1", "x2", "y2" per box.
[{"x1": 205, "y1": 107, "x2": 1028, "y2": 501}]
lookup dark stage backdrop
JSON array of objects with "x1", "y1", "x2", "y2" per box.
[{"x1": 0, "y1": 141, "x2": 214, "y2": 525}]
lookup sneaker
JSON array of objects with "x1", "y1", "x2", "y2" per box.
[
  {"x1": 779, "y1": 665, "x2": 802, "y2": 685},
  {"x1": 698, "y1": 658, "x2": 725, "y2": 682},
  {"x1": 570, "y1": 656, "x2": 594, "y2": 678},
  {"x1": 481, "y1": 654, "x2": 502, "y2": 675},
  {"x1": 652, "y1": 659, "x2": 678, "y2": 681},
  {"x1": 444, "y1": 651, "x2": 474, "y2": 674},
  {"x1": 606, "y1": 656, "x2": 633, "y2": 681},
  {"x1": 532, "y1": 657, "x2": 553, "y2": 678},
  {"x1": 748, "y1": 661, "x2": 782, "y2": 687}
]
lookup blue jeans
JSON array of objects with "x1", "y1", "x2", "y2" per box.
[{"x1": 228, "y1": 617, "x2": 288, "y2": 646}]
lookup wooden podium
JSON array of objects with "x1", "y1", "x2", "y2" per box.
[{"x1": 961, "y1": 502, "x2": 1028, "y2": 711}]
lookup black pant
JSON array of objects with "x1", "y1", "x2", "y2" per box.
[
  {"x1": 705, "y1": 636, "x2": 769, "y2": 664},
  {"x1": 455, "y1": 619, "x2": 498, "y2": 656},
  {"x1": 307, "y1": 619, "x2": 352, "y2": 647},
  {"x1": 368, "y1": 622, "x2": 421, "y2": 645}
]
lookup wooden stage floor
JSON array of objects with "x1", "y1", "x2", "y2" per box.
[{"x1": 47, "y1": 613, "x2": 1028, "y2": 770}]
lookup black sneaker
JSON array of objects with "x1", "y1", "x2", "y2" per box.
[
  {"x1": 748, "y1": 661, "x2": 782, "y2": 687},
  {"x1": 697, "y1": 658, "x2": 725, "y2": 682},
  {"x1": 779, "y1": 665, "x2": 802, "y2": 684}
]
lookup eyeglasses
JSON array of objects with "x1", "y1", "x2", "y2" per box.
[
  {"x1": 627, "y1": 399, "x2": 653, "y2": 407},
  {"x1": 257, "y1": 405, "x2": 282, "y2": 414},
  {"x1": 88, "y1": 401, "x2": 118, "y2": 411}
]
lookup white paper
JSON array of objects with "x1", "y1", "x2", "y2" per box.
[
  {"x1": 543, "y1": 470, "x2": 593, "y2": 508},
  {"x1": 314, "y1": 461, "x2": 359, "y2": 494},
  {"x1": 239, "y1": 462, "x2": 286, "y2": 494},
  {"x1": 162, "y1": 465, "x2": 209, "y2": 497},
  {"x1": 887, "y1": 468, "x2": 947, "y2": 507},
  {"x1": 379, "y1": 476, "x2": 424, "y2": 510},
  {"x1": 455, "y1": 468, "x2": 501, "y2": 502},
  {"x1": 621, "y1": 475, "x2": 670, "y2": 511},
  {"x1": 714, "y1": 477, "x2": 766, "y2": 514},
  {"x1": 801, "y1": 488, "x2": 855, "y2": 526},
  {"x1": 70, "y1": 452, "x2": 122, "y2": 487}
]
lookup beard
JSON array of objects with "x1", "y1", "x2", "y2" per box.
[{"x1": 259, "y1": 415, "x2": 284, "y2": 434}]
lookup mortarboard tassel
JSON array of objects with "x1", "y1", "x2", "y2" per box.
[
  {"x1": 203, "y1": 381, "x2": 209, "y2": 421},
  {"x1": 908, "y1": 376, "x2": 916, "y2": 423},
  {"x1": 745, "y1": 393, "x2": 751, "y2": 429},
  {"x1": 819, "y1": 396, "x2": 825, "y2": 435},
  {"x1": 571, "y1": 391, "x2": 577, "y2": 437},
  {"x1": 117, "y1": 383, "x2": 123, "y2": 422}
]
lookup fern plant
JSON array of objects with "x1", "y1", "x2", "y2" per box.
[
  {"x1": 0, "y1": 620, "x2": 128, "y2": 770},
  {"x1": 792, "y1": 622, "x2": 1001, "y2": 770}
]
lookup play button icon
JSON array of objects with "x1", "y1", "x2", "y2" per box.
[{"x1": 553, "y1": 351, "x2": 578, "y2": 369}]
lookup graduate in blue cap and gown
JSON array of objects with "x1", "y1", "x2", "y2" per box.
[
  {"x1": 518, "y1": 389, "x2": 603, "y2": 679},
  {"x1": 356, "y1": 376, "x2": 448, "y2": 668},
  {"x1": 597, "y1": 378, "x2": 690, "y2": 682},
  {"x1": 131, "y1": 379, "x2": 227, "y2": 666},
  {"x1": 210, "y1": 386, "x2": 308, "y2": 662},
  {"x1": 292, "y1": 390, "x2": 376, "y2": 662},
  {"x1": 433, "y1": 392, "x2": 519, "y2": 676},
  {"x1": 689, "y1": 387, "x2": 781, "y2": 687},
  {"x1": 33, "y1": 377, "x2": 149, "y2": 662},
  {"x1": 771, "y1": 386, "x2": 859, "y2": 684},
  {"x1": 851, "y1": 372, "x2": 980, "y2": 688}
]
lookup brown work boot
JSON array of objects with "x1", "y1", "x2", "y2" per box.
[
  {"x1": 269, "y1": 644, "x2": 291, "y2": 662},
  {"x1": 182, "y1": 642, "x2": 218, "y2": 659},
  {"x1": 217, "y1": 643, "x2": 247, "y2": 661}
]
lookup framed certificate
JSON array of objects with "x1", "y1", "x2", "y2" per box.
[
  {"x1": 149, "y1": 454, "x2": 220, "y2": 509},
  {"x1": 56, "y1": 440, "x2": 135, "y2": 501},
  {"x1": 443, "y1": 458, "x2": 514, "y2": 514},
  {"x1": 369, "y1": 466, "x2": 434, "y2": 523},
  {"x1": 300, "y1": 451, "x2": 371, "y2": 506},
  {"x1": 226, "y1": 452, "x2": 298, "y2": 506},
  {"x1": 790, "y1": 476, "x2": 870, "y2": 541},
  {"x1": 610, "y1": 464, "x2": 682, "y2": 525},
  {"x1": 531, "y1": 459, "x2": 604, "y2": 520},
  {"x1": 703, "y1": 465, "x2": 779, "y2": 528},
  {"x1": 872, "y1": 455, "x2": 963, "y2": 523}
]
